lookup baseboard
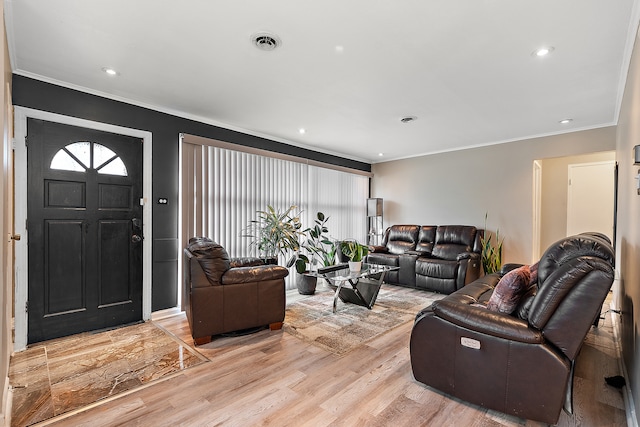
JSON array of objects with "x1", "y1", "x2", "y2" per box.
[
  {"x1": 1, "y1": 375, "x2": 11, "y2": 427},
  {"x1": 610, "y1": 301, "x2": 639, "y2": 427}
]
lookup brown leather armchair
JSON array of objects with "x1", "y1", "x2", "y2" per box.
[
  {"x1": 183, "y1": 237, "x2": 289, "y2": 345},
  {"x1": 409, "y1": 233, "x2": 615, "y2": 424}
]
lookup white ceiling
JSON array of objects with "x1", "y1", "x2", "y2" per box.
[{"x1": 5, "y1": 0, "x2": 640, "y2": 163}]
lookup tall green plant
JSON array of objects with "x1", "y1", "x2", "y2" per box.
[
  {"x1": 480, "y1": 213, "x2": 504, "y2": 275},
  {"x1": 294, "y1": 212, "x2": 336, "y2": 273},
  {"x1": 243, "y1": 205, "x2": 302, "y2": 259}
]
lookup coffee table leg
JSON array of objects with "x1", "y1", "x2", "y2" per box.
[{"x1": 333, "y1": 279, "x2": 346, "y2": 313}]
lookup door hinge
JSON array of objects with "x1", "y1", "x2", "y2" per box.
[
  {"x1": 24, "y1": 135, "x2": 28, "y2": 147},
  {"x1": 25, "y1": 301, "x2": 28, "y2": 313}
]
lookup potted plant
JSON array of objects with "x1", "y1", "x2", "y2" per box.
[
  {"x1": 293, "y1": 212, "x2": 337, "y2": 294},
  {"x1": 243, "y1": 205, "x2": 302, "y2": 263},
  {"x1": 340, "y1": 240, "x2": 369, "y2": 272},
  {"x1": 480, "y1": 213, "x2": 504, "y2": 275}
]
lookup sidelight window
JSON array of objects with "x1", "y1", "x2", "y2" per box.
[{"x1": 50, "y1": 142, "x2": 128, "y2": 176}]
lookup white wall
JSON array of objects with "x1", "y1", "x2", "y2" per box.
[
  {"x1": 371, "y1": 126, "x2": 616, "y2": 265},
  {"x1": 615, "y1": 20, "x2": 640, "y2": 422}
]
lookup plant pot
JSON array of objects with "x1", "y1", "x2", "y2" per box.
[
  {"x1": 297, "y1": 274, "x2": 317, "y2": 295},
  {"x1": 348, "y1": 261, "x2": 362, "y2": 272}
]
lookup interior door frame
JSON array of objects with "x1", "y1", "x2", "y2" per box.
[{"x1": 13, "y1": 106, "x2": 153, "y2": 351}]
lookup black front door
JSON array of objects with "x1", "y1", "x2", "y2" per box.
[{"x1": 27, "y1": 119, "x2": 143, "y2": 344}]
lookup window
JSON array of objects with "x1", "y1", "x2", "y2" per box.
[
  {"x1": 181, "y1": 135, "x2": 370, "y2": 290},
  {"x1": 50, "y1": 142, "x2": 128, "y2": 176}
]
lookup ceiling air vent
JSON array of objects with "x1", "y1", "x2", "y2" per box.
[
  {"x1": 400, "y1": 116, "x2": 417, "y2": 123},
  {"x1": 251, "y1": 32, "x2": 282, "y2": 51}
]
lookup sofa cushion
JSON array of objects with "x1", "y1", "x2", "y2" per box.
[
  {"x1": 431, "y1": 226, "x2": 476, "y2": 260},
  {"x1": 415, "y1": 226, "x2": 437, "y2": 255},
  {"x1": 415, "y1": 258, "x2": 458, "y2": 278},
  {"x1": 187, "y1": 237, "x2": 230, "y2": 284},
  {"x1": 386, "y1": 225, "x2": 420, "y2": 255},
  {"x1": 486, "y1": 265, "x2": 531, "y2": 314}
]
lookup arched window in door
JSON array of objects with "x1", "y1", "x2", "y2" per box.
[{"x1": 50, "y1": 141, "x2": 128, "y2": 176}]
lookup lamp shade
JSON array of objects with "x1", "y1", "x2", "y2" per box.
[{"x1": 367, "y1": 198, "x2": 383, "y2": 217}]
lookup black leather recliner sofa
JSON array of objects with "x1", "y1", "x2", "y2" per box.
[
  {"x1": 409, "y1": 233, "x2": 615, "y2": 424},
  {"x1": 367, "y1": 225, "x2": 482, "y2": 294}
]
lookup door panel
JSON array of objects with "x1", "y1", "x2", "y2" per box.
[
  {"x1": 27, "y1": 118, "x2": 143, "y2": 343},
  {"x1": 45, "y1": 220, "x2": 85, "y2": 315},
  {"x1": 98, "y1": 220, "x2": 132, "y2": 306}
]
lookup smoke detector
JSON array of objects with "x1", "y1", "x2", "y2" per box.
[{"x1": 251, "y1": 32, "x2": 282, "y2": 51}]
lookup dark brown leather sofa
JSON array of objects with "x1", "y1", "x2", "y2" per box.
[
  {"x1": 183, "y1": 237, "x2": 289, "y2": 345},
  {"x1": 367, "y1": 225, "x2": 482, "y2": 294},
  {"x1": 409, "y1": 233, "x2": 615, "y2": 424}
]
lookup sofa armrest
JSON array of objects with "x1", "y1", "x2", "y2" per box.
[
  {"x1": 369, "y1": 245, "x2": 388, "y2": 253},
  {"x1": 456, "y1": 251, "x2": 480, "y2": 261},
  {"x1": 222, "y1": 265, "x2": 289, "y2": 284},
  {"x1": 431, "y1": 299, "x2": 543, "y2": 344},
  {"x1": 230, "y1": 257, "x2": 267, "y2": 268}
]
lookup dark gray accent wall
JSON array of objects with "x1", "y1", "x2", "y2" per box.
[{"x1": 13, "y1": 75, "x2": 371, "y2": 311}]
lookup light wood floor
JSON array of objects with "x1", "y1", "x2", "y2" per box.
[{"x1": 31, "y1": 293, "x2": 626, "y2": 427}]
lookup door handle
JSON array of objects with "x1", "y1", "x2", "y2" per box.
[
  {"x1": 10, "y1": 234, "x2": 21, "y2": 241},
  {"x1": 131, "y1": 234, "x2": 142, "y2": 243}
]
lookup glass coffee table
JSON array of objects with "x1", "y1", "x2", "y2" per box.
[{"x1": 306, "y1": 263, "x2": 399, "y2": 313}]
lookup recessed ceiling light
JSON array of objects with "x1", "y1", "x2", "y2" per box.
[
  {"x1": 400, "y1": 116, "x2": 417, "y2": 123},
  {"x1": 559, "y1": 118, "x2": 573, "y2": 124},
  {"x1": 102, "y1": 67, "x2": 118, "y2": 76},
  {"x1": 533, "y1": 46, "x2": 554, "y2": 57},
  {"x1": 378, "y1": 153, "x2": 384, "y2": 157},
  {"x1": 298, "y1": 128, "x2": 306, "y2": 134}
]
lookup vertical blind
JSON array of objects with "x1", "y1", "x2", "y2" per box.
[{"x1": 181, "y1": 138, "x2": 369, "y2": 290}]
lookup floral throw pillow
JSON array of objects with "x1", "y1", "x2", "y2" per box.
[{"x1": 486, "y1": 265, "x2": 531, "y2": 314}]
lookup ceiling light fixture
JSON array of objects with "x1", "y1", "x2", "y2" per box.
[
  {"x1": 533, "y1": 46, "x2": 555, "y2": 57},
  {"x1": 251, "y1": 32, "x2": 282, "y2": 51},
  {"x1": 298, "y1": 128, "x2": 306, "y2": 134},
  {"x1": 400, "y1": 116, "x2": 417, "y2": 123},
  {"x1": 559, "y1": 118, "x2": 573, "y2": 124},
  {"x1": 378, "y1": 153, "x2": 384, "y2": 157},
  {"x1": 102, "y1": 67, "x2": 118, "y2": 76}
]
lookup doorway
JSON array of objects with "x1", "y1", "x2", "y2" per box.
[
  {"x1": 533, "y1": 151, "x2": 616, "y2": 259},
  {"x1": 27, "y1": 119, "x2": 144, "y2": 343},
  {"x1": 567, "y1": 161, "x2": 616, "y2": 240},
  {"x1": 13, "y1": 107, "x2": 153, "y2": 351}
]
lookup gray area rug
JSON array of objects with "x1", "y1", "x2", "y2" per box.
[{"x1": 284, "y1": 284, "x2": 444, "y2": 355}]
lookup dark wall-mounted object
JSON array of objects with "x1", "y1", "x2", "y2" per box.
[{"x1": 634, "y1": 145, "x2": 640, "y2": 165}]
